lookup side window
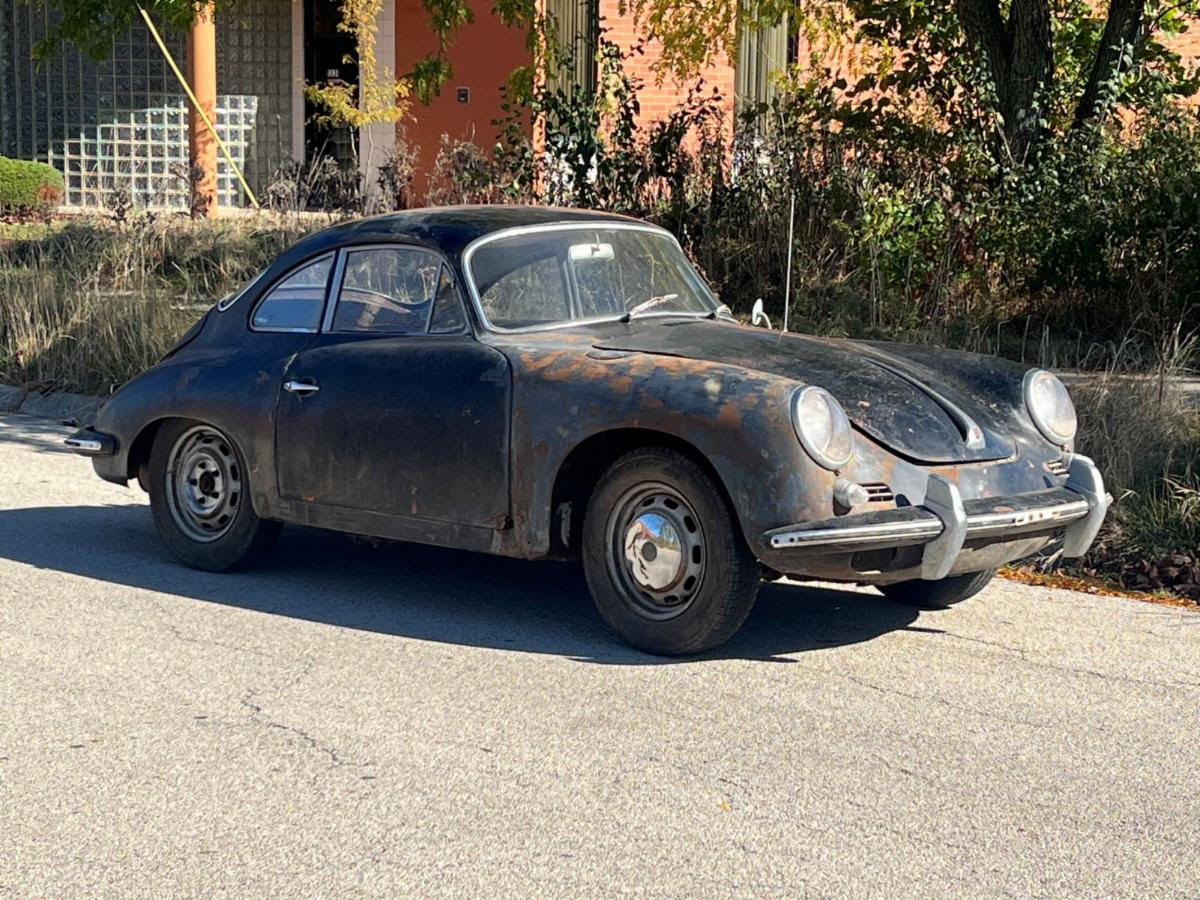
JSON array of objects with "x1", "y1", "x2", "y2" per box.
[
  {"x1": 332, "y1": 247, "x2": 442, "y2": 334},
  {"x1": 429, "y1": 266, "x2": 468, "y2": 334},
  {"x1": 251, "y1": 255, "x2": 333, "y2": 331}
]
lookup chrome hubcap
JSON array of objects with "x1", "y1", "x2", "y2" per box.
[
  {"x1": 166, "y1": 426, "x2": 242, "y2": 543},
  {"x1": 607, "y1": 483, "x2": 706, "y2": 619}
]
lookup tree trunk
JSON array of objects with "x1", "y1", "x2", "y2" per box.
[
  {"x1": 955, "y1": 0, "x2": 1053, "y2": 164},
  {"x1": 1074, "y1": 0, "x2": 1147, "y2": 127}
]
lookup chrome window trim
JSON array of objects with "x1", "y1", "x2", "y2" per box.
[
  {"x1": 461, "y1": 222, "x2": 720, "y2": 334},
  {"x1": 217, "y1": 268, "x2": 271, "y2": 312},
  {"x1": 321, "y1": 243, "x2": 467, "y2": 337},
  {"x1": 249, "y1": 251, "x2": 337, "y2": 335},
  {"x1": 320, "y1": 248, "x2": 349, "y2": 334}
]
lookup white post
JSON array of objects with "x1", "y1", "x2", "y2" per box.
[
  {"x1": 291, "y1": 0, "x2": 305, "y2": 163},
  {"x1": 359, "y1": 0, "x2": 396, "y2": 198},
  {"x1": 783, "y1": 188, "x2": 795, "y2": 334}
]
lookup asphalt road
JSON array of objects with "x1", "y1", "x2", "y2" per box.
[{"x1": 1, "y1": 412, "x2": 1197, "y2": 898}]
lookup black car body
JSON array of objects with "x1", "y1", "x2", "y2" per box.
[{"x1": 68, "y1": 206, "x2": 1109, "y2": 654}]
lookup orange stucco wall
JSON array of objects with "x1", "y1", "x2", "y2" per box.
[{"x1": 395, "y1": 0, "x2": 532, "y2": 198}]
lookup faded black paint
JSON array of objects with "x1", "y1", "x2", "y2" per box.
[{"x1": 82, "y1": 206, "x2": 1078, "y2": 582}]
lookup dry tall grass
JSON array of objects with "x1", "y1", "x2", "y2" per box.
[
  {"x1": 1070, "y1": 335, "x2": 1200, "y2": 564},
  {"x1": 0, "y1": 217, "x2": 315, "y2": 393}
]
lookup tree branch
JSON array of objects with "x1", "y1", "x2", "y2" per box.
[{"x1": 1074, "y1": 0, "x2": 1148, "y2": 127}]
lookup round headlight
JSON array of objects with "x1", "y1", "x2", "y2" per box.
[
  {"x1": 1024, "y1": 369, "x2": 1077, "y2": 446},
  {"x1": 793, "y1": 386, "x2": 854, "y2": 470}
]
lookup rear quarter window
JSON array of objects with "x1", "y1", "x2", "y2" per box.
[{"x1": 251, "y1": 255, "x2": 333, "y2": 332}]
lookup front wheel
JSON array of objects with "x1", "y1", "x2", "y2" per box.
[
  {"x1": 877, "y1": 569, "x2": 996, "y2": 609},
  {"x1": 581, "y1": 448, "x2": 760, "y2": 656},
  {"x1": 149, "y1": 420, "x2": 281, "y2": 571}
]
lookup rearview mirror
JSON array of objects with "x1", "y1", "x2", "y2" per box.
[{"x1": 569, "y1": 242, "x2": 615, "y2": 261}]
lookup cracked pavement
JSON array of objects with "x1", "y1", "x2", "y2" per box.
[{"x1": 1, "y1": 412, "x2": 1198, "y2": 897}]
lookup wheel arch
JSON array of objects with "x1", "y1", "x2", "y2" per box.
[
  {"x1": 126, "y1": 416, "x2": 175, "y2": 489},
  {"x1": 548, "y1": 427, "x2": 742, "y2": 557}
]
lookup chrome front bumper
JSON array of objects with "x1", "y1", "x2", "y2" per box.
[{"x1": 763, "y1": 455, "x2": 1110, "y2": 580}]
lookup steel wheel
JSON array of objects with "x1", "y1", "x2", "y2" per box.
[
  {"x1": 604, "y1": 481, "x2": 707, "y2": 620},
  {"x1": 164, "y1": 425, "x2": 243, "y2": 543}
]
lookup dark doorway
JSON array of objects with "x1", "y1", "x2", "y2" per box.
[{"x1": 304, "y1": 0, "x2": 359, "y2": 168}]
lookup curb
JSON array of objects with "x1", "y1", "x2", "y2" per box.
[{"x1": 0, "y1": 385, "x2": 104, "y2": 423}]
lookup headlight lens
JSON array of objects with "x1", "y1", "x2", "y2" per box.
[
  {"x1": 793, "y1": 386, "x2": 854, "y2": 469},
  {"x1": 1024, "y1": 369, "x2": 1077, "y2": 446}
]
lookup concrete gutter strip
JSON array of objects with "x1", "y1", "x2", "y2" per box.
[
  {"x1": 0, "y1": 385, "x2": 26, "y2": 414},
  {"x1": 0, "y1": 386, "x2": 104, "y2": 423}
]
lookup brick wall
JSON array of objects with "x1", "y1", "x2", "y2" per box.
[
  {"x1": 597, "y1": 0, "x2": 736, "y2": 131},
  {"x1": 1167, "y1": 23, "x2": 1200, "y2": 73}
]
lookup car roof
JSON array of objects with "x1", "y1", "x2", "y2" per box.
[{"x1": 286, "y1": 205, "x2": 653, "y2": 262}]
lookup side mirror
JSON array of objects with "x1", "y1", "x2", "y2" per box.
[{"x1": 751, "y1": 298, "x2": 773, "y2": 330}]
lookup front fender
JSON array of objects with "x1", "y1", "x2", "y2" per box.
[{"x1": 504, "y1": 346, "x2": 829, "y2": 557}]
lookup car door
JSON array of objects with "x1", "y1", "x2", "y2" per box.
[{"x1": 274, "y1": 244, "x2": 511, "y2": 528}]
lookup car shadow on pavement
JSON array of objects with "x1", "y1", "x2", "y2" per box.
[{"x1": 0, "y1": 503, "x2": 922, "y2": 663}]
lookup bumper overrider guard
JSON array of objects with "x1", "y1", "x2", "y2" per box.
[{"x1": 764, "y1": 455, "x2": 1110, "y2": 580}]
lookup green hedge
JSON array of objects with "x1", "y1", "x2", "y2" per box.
[{"x1": 0, "y1": 157, "x2": 64, "y2": 212}]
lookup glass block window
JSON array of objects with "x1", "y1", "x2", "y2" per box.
[
  {"x1": 216, "y1": 0, "x2": 294, "y2": 197},
  {"x1": 0, "y1": 0, "x2": 293, "y2": 209}
]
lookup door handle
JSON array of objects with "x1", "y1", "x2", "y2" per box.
[{"x1": 284, "y1": 380, "x2": 320, "y2": 396}]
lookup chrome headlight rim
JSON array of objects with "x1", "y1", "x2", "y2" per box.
[
  {"x1": 1023, "y1": 368, "x2": 1077, "y2": 447},
  {"x1": 792, "y1": 385, "x2": 854, "y2": 470}
]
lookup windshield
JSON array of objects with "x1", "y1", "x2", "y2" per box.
[{"x1": 467, "y1": 226, "x2": 718, "y2": 330}]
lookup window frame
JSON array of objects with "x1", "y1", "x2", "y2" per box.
[
  {"x1": 321, "y1": 242, "x2": 471, "y2": 337},
  {"x1": 248, "y1": 252, "x2": 337, "y2": 335}
]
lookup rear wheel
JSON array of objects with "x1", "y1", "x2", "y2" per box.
[
  {"x1": 149, "y1": 420, "x2": 281, "y2": 571},
  {"x1": 582, "y1": 448, "x2": 759, "y2": 655},
  {"x1": 878, "y1": 569, "x2": 996, "y2": 609}
]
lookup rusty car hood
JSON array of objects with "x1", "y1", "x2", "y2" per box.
[{"x1": 590, "y1": 320, "x2": 1018, "y2": 464}]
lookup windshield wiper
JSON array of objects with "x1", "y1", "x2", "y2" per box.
[{"x1": 620, "y1": 293, "x2": 680, "y2": 322}]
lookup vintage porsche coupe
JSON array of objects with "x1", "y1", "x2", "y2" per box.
[{"x1": 68, "y1": 206, "x2": 1108, "y2": 654}]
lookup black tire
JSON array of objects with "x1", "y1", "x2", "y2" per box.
[
  {"x1": 581, "y1": 448, "x2": 760, "y2": 655},
  {"x1": 148, "y1": 419, "x2": 281, "y2": 572},
  {"x1": 878, "y1": 569, "x2": 996, "y2": 609}
]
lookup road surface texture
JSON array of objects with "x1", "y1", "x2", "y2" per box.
[{"x1": 1, "y1": 412, "x2": 1197, "y2": 898}]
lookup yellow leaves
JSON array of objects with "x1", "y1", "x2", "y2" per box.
[{"x1": 305, "y1": 0, "x2": 412, "y2": 130}]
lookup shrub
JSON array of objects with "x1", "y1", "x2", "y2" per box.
[{"x1": 0, "y1": 157, "x2": 64, "y2": 212}]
